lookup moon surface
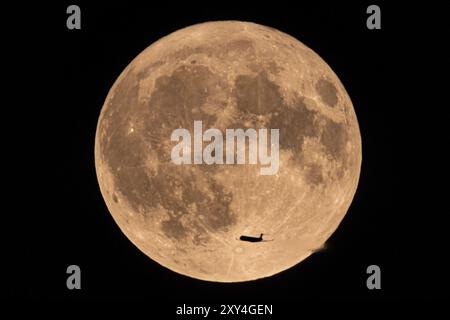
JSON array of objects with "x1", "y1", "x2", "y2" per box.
[{"x1": 95, "y1": 21, "x2": 362, "y2": 282}]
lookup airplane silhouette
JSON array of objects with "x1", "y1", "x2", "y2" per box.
[{"x1": 238, "y1": 233, "x2": 273, "y2": 242}]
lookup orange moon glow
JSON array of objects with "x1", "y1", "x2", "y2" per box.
[{"x1": 95, "y1": 21, "x2": 362, "y2": 282}]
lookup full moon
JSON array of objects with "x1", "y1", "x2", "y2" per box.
[{"x1": 95, "y1": 21, "x2": 362, "y2": 282}]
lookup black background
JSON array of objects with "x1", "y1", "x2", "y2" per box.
[{"x1": 8, "y1": 0, "x2": 447, "y2": 309}]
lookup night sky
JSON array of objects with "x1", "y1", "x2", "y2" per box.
[{"x1": 7, "y1": 0, "x2": 446, "y2": 311}]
